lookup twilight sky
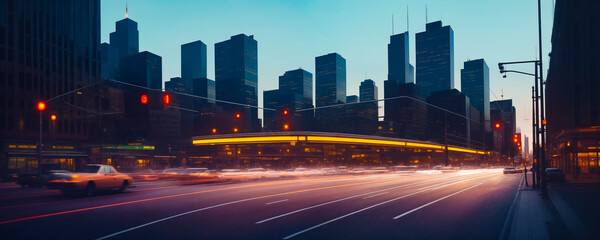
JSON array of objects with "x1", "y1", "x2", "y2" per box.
[{"x1": 101, "y1": 0, "x2": 556, "y2": 152}]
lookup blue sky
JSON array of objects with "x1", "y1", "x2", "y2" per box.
[{"x1": 101, "y1": 0, "x2": 556, "y2": 151}]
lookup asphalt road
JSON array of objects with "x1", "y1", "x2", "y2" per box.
[{"x1": 0, "y1": 169, "x2": 522, "y2": 240}]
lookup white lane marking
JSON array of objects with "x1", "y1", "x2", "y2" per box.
[
  {"x1": 282, "y1": 188, "x2": 433, "y2": 239},
  {"x1": 362, "y1": 192, "x2": 389, "y2": 199},
  {"x1": 257, "y1": 175, "x2": 458, "y2": 224},
  {"x1": 392, "y1": 183, "x2": 484, "y2": 220},
  {"x1": 497, "y1": 174, "x2": 525, "y2": 240},
  {"x1": 281, "y1": 175, "x2": 494, "y2": 239},
  {"x1": 266, "y1": 199, "x2": 289, "y2": 205}
]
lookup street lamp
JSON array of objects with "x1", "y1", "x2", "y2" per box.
[{"x1": 37, "y1": 101, "x2": 46, "y2": 165}]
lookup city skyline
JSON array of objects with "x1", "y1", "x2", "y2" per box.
[{"x1": 101, "y1": 0, "x2": 555, "y2": 147}]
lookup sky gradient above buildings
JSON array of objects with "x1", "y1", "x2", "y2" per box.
[{"x1": 101, "y1": 0, "x2": 556, "y2": 149}]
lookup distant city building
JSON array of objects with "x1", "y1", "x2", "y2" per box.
[
  {"x1": 100, "y1": 43, "x2": 119, "y2": 79},
  {"x1": 316, "y1": 53, "x2": 346, "y2": 107},
  {"x1": 215, "y1": 34, "x2": 259, "y2": 132},
  {"x1": 416, "y1": 21, "x2": 454, "y2": 98},
  {"x1": 263, "y1": 90, "x2": 280, "y2": 131},
  {"x1": 546, "y1": 0, "x2": 600, "y2": 175},
  {"x1": 165, "y1": 77, "x2": 186, "y2": 93},
  {"x1": 383, "y1": 82, "x2": 427, "y2": 140},
  {"x1": 181, "y1": 40, "x2": 207, "y2": 83},
  {"x1": 346, "y1": 95, "x2": 359, "y2": 103},
  {"x1": 388, "y1": 32, "x2": 412, "y2": 84},
  {"x1": 427, "y1": 89, "x2": 472, "y2": 148},
  {"x1": 315, "y1": 53, "x2": 346, "y2": 132},
  {"x1": 119, "y1": 51, "x2": 162, "y2": 90},
  {"x1": 461, "y1": 59, "x2": 490, "y2": 132},
  {"x1": 109, "y1": 17, "x2": 139, "y2": 60},
  {"x1": 279, "y1": 68, "x2": 313, "y2": 100},
  {"x1": 490, "y1": 100, "x2": 517, "y2": 159}
]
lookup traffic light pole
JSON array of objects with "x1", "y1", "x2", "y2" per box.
[
  {"x1": 39, "y1": 110, "x2": 42, "y2": 166},
  {"x1": 537, "y1": 0, "x2": 547, "y2": 197}
]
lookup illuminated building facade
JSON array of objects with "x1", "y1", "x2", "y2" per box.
[
  {"x1": 546, "y1": 0, "x2": 600, "y2": 174},
  {"x1": 190, "y1": 132, "x2": 488, "y2": 169}
]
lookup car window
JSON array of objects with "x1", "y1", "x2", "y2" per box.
[{"x1": 86, "y1": 165, "x2": 101, "y2": 173}]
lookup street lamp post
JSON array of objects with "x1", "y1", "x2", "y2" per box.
[
  {"x1": 37, "y1": 101, "x2": 46, "y2": 166},
  {"x1": 537, "y1": 0, "x2": 548, "y2": 196}
]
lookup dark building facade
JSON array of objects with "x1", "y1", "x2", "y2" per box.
[
  {"x1": 546, "y1": 0, "x2": 600, "y2": 175},
  {"x1": 388, "y1": 32, "x2": 412, "y2": 84},
  {"x1": 490, "y1": 100, "x2": 517, "y2": 160},
  {"x1": 427, "y1": 89, "x2": 471, "y2": 148},
  {"x1": 461, "y1": 59, "x2": 490, "y2": 132},
  {"x1": 279, "y1": 68, "x2": 312, "y2": 100},
  {"x1": 263, "y1": 68, "x2": 314, "y2": 132},
  {"x1": 119, "y1": 51, "x2": 162, "y2": 90},
  {"x1": 416, "y1": 21, "x2": 454, "y2": 98},
  {"x1": 181, "y1": 40, "x2": 207, "y2": 85},
  {"x1": 0, "y1": 0, "x2": 101, "y2": 174},
  {"x1": 215, "y1": 34, "x2": 258, "y2": 133},
  {"x1": 109, "y1": 18, "x2": 139, "y2": 60},
  {"x1": 383, "y1": 82, "x2": 428, "y2": 140},
  {"x1": 315, "y1": 53, "x2": 346, "y2": 132}
]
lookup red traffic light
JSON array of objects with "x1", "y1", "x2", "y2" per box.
[
  {"x1": 50, "y1": 114, "x2": 57, "y2": 121},
  {"x1": 141, "y1": 94, "x2": 148, "y2": 104},
  {"x1": 37, "y1": 101, "x2": 46, "y2": 111},
  {"x1": 235, "y1": 113, "x2": 241, "y2": 119},
  {"x1": 494, "y1": 123, "x2": 501, "y2": 129},
  {"x1": 283, "y1": 124, "x2": 289, "y2": 130},
  {"x1": 163, "y1": 93, "x2": 171, "y2": 105},
  {"x1": 233, "y1": 128, "x2": 238, "y2": 133},
  {"x1": 283, "y1": 109, "x2": 289, "y2": 115},
  {"x1": 212, "y1": 128, "x2": 217, "y2": 134}
]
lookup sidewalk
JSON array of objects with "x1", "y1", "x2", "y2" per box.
[{"x1": 505, "y1": 173, "x2": 598, "y2": 240}]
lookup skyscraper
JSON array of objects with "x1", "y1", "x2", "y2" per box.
[
  {"x1": 315, "y1": 53, "x2": 346, "y2": 132},
  {"x1": 119, "y1": 51, "x2": 162, "y2": 90},
  {"x1": 416, "y1": 21, "x2": 454, "y2": 98},
  {"x1": 181, "y1": 40, "x2": 207, "y2": 82},
  {"x1": 359, "y1": 79, "x2": 379, "y2": 134},
  {"x1": 215, "y1": 34, "x2": 258, "y2": 132},
  {"x1": 263, "y1": 90, "x2": 280, "y2": 131},
  {"x1": 316, "y1": 53, "x2": 346, "y2": 107},
  {"x1": 360, "y1": 79, "x2": 378, "y2": 103},
  {"x1": 388, "y1": 32, "x2": 412, "y2": 84},
  {"x1": 461, "y1": 59, "x2": 490, "y2": 131},
  {"x1": 109, "y1": 18, "x2": 139, "y2": 60},
  {"x1": 279, "y1": 68, "x2": 313, "y2": 100}
]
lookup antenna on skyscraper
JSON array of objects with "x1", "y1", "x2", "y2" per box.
[
  {"x1": 392, "y1": 14, "x2": 395, "y2": 35},
  {"x1": 426, "y1": 4, "x2": 428, "y2": 24},
  {"x1": 125, "y1": 0, "x2": 128, "y2": 18},
  {"x1": 407, "y1": 5, "x2": 409, "y2": 32}
]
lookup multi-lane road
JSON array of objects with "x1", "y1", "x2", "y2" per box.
[{"x1": 0, "y1": 169, "x2": 522, "y2": 239}]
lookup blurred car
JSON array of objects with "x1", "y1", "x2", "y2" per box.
[
  {"x1": 503, "y1": 167, "x2": 517, "y2": 174},
  {"x1": 319, "y1": 168, "x2": 338, "y2": 175},
  {"x1": 131, "y1": 170, "x2": 160, "y2": 181},
  {"x1": 47, "y1": 164, "x2": 133, "y2": 196},
  {"x1": 178, "y1": 168, "x2": 221, "y2": 184},
  {"x1": 350, "y1": 167, "x2": 367, "y2": 175},
  {"x1": 369, "y1": 167, "x2": 389, "y2": 174},
  {"x1": 16, "y1": 162, "x2": 61, "y2": 187},
  {"x1": 159, "y1": 168, "x2": 185, "y2": 179},
  {"x1": 336, "y1": 166, "x2": 350, "y2": 174},
  {"x1": 391, "y1": 166, "x2": 418, "y2": 173},
  {"x1": 545, "y1": 168, "x2": 566, "y2": 182}
]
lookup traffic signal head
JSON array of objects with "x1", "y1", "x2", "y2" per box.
[
  {"x1": 283, "y1": 124, "x2": 289, "y2": 130},
  {"x1": 283, "y1": 109, "x2": 288, "y2": 115},
  {"x1": 37, "y1": 101, "x2": 46, "y2": 111},
  {"x1": 141, "y1": 94, "x2": 148, "y2": 104},
  {"x1": 212, "y1": 128, "x2": 217, "y2": 134},
  {"x1": 235, "y1": 113, "x2": 241, "y2": 119},
  {"x1": 495, "y1": 123, "x2": 501, "y2": 129},
  {"x1": 50, "y1": 114, "x2": 56, "y2": 121},
  {"x1": 162, "y1": 93, "x2": 171, "y2": 105},
  {"x1": 233, "y1": 128, "x2": 238, "y2": 133}
]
